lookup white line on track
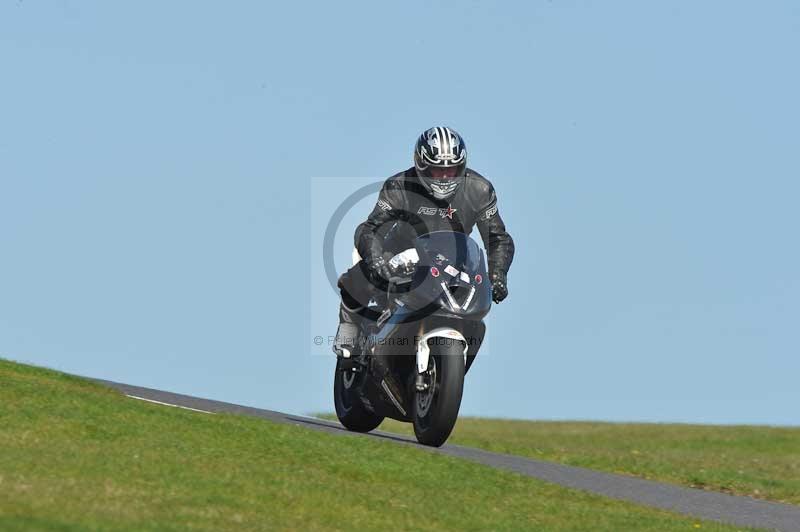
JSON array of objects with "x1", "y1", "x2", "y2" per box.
[
  {"x1": 287, "y1": 413, "x2": 335, "y2": 422},
  {"x1": 126, "y1": 394, "x2": 214, "y2": 414}
]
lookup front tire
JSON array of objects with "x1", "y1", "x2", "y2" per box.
[
  {"x1": 413, "y1": 339, "x2": 465, "y2": 447},
  {"x1": 334, "y1": 359, "x2": 384, "y2": 432}
]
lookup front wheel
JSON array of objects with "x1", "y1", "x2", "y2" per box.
[
  {"x1": 334, "y1": 359, "x2": 384, "y2": 432},
  {"x1": 413, "y1": 339, "x2": 465, "y2": 447}
]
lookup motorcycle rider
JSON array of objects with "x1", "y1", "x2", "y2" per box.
[{"x1": 333, "y1": 126, "x2": 515, "y2": 358}]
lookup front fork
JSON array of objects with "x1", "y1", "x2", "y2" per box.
[{"x1": 414, "y1": 328, "x2": 469, "y2": 391}]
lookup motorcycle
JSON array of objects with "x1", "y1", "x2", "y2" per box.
[{"x1": 333, "y1": 230, "x2": 492, "y2": 447}]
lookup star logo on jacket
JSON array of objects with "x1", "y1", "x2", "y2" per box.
[{"x1": 440, "y1": 205, "x2": 457, "y2": 219}]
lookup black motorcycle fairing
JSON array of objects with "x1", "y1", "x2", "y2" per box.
[
  {"x1": 348, "y1": 231, "x2": 492, "y2": 425},
  {"x1": 396, "y1": 231, "x2": 492, "y2": 320}
]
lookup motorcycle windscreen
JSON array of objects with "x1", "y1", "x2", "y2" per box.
[
  {"x1": 407, "y1": 230, "x2": 492, "y2": 317},
  {"x1": 414, "y1": 231, "x2": 483, "y2": 274}
]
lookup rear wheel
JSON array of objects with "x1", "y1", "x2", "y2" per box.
[
  {"x1": 413, "y1": 339, "x2": 465, "y2": 447},
  {"x1": 334, "y1": 359, "x2": 384, "y2": 432}
]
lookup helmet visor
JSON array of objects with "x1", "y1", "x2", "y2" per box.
[
  {"x1": 425, "y1": 164, "x2": 464, "y2": 181},
  {"x1": 428, "y1": 166, "x2": 459, "y2": 179}
]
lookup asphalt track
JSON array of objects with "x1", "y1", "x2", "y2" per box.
[{"x1": 94, "y1": 378, "x2": 800, "y2": 532}]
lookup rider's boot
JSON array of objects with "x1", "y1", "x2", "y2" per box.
[{"x1": 333, "y1": 301, "x2": 364, "y2": 370}]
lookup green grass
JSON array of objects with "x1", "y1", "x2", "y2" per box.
[
  {"x1": 0, "y1": 360, "x2": 759, "y2": 532},
  {"x1": 337, "y1": 416, "x2": 800, "y2": 505}
]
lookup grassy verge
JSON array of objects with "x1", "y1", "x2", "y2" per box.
[
  {"x1": 0, "y1": 359, "x2": 760, "y2": 531},
  {"x1": 337, "y1": 416, "x2": 800, "y2": 505}
]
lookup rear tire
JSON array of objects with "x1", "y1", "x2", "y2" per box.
[
  {"x1": 334, "y1": 359, "x2": 384, "y2": 432},
  {"x1": 413, "y1": 339, "x2": 465, "y2": 447}
]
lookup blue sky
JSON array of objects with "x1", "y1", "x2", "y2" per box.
[{"x1": 2, "y1": 1, "x2": 798, "y2": 424}]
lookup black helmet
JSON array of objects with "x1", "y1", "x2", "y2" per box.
[{"x1": 414, "y1": 126, "x2": 467, "y2": 200}]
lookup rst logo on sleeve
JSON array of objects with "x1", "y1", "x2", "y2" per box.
[
  {"x1": 377, "y1": 199, "x2": 392, "y2": 211},
  {"x1": 482, "y1": 204, "x2": 498, "y2": 220},
  {"x1": 417, "y1": 206, "x2": 438, "y2": 216}
]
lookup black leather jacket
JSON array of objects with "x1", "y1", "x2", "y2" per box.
[{"x1": 355, "y1": 168, "x2": 514, "y2": 277}]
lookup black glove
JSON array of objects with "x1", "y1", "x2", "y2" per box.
[
  {"x1": 365, "y1": 255, "x2": 393, "y2": 283},
  {"x1": 490, "y1": 270, "x2": 509, "y2": 303}
]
